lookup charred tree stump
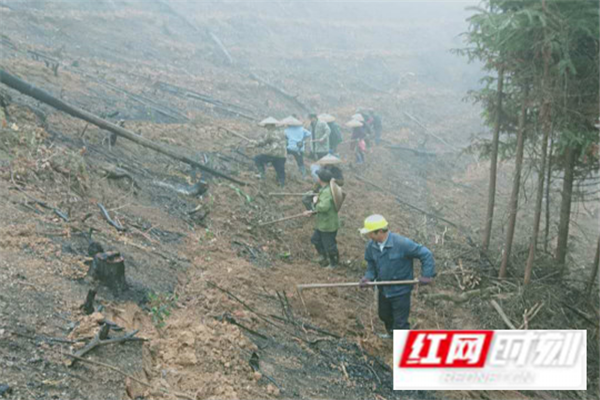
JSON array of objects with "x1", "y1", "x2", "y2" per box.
[
  {"x1": 88, "y1": 252, "x2": 127, "y2": 292},
  {"x1": 80, "y1": 289, "x2": 97, "y2": 315}
]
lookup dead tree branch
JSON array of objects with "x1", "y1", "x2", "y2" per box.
[
  {"x1": 68, "y1": 326, "x2": 143, "y2": 367},
  {"x1": 490, "y1": 299, "x2": 516, "y2": 329},
  {"x1": 249, "y1": 73, "x2": 310, "y2": 113},
  {"x1": 97, "y1": 203, "x2": 125, "y2": 232},
  {"x1": 64, "y1": 354, "x2": 194, "y2": 400}
]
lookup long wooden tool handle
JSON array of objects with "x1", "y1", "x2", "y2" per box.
[
  {"x1": 258, "y1": 212, "x2": 314, "y2": 227},
  {"x1": 297, "y1": 279, "x2": 419, "y2": 290},
  {"x1": 268, "y1": 192, "x2": 315, "y2": 197},
  {"x1": 219, "y1": 126, "x2": 254, "y2": 142}
]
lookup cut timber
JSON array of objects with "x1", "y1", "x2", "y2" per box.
[
  {"x1": 95, "y1": 77, "x2": 188, "y2": 122},
  {"x1": 490, "y1": 299, "x2": 516, "y2": 329},
  {"x1": 218, "y1": 126, "x2": 255, "y2": 142},
  {"x1": 403, "y1": 111, "x2": 459, "y2": 152},
  {"x1": 207, "y1": 30, "x2": 234, "y2": 65},
  {"x1": 249, "y1": 73, "x2": 309, "y2": 113},
  {"x1": 384, "y1": 145, "x2": 437, "y2": 157},
  {"x1": 88, "y1": 252, "x2": 127, "y2": 292},
  {"x1": 154, "y1": 81, "x2": 256, "y2": 121},
  {"x1": 0, "y1": 69, "x2": 248, "y2": 186}
]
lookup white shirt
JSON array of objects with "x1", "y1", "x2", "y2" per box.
[{"x1": 378, "y1": 234, "x2": 389, "y2": 252}]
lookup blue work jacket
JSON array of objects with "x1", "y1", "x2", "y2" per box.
[{"x1": 364, "y1": 232, "x2": 435, "y2": 298}]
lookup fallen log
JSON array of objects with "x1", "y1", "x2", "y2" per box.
[
  {"x1": 353, "y1": 173, "x2": 478, "y2": 247},
  {"x1": 186, "y1": 92, "x2": 256, "y2": 120},
  {"x1": 159, "y1": 82, "x2": 254, "y2": 112},
  {"x1": 98, "y1": 203, "x2": 125, "y2": 232},
  {"x1": 10, "y1": 185, "x2": 69, "y2": 222},
  {"x1": 249, "y1": 73, "x2": 309, "y2": 113},
  {"x1": 218, "y1": 126, "x2": 255, "y2": 142},
  {"x1": 384, "y1": 145, "x2": 437, "y2": 157},
  {"x1": 0, "y1": 69, "x2": 248, "y2": 186},
  {"x1": 155, "y1": 0, "x2": 232, "y2": 68},
  {"x1": 403, "y1": 111, "x2": 459, "y2": 152},
  {"x1": 490, "y1": 299, "x2": 516, "y2": 329},
  {"x1": 207, "y1": 30, "x2": 234, "y2": 65},
  {"x1": 96, "y1": 77, "x2": 188, "y2": 122}
]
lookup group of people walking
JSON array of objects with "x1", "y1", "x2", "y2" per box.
[
  {"x1": 249, "y1": 110, "x2": 435, "y2": 336},
  {"x1": 250, "y1": 110, "x2": 381, "y2": 187}
]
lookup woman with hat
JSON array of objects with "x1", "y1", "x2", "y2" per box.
[
  {"x1": 282, "y1": 116, "x2": 311, "y2": 178},
  {"x1": 252, "y1": 117, "x2": 287, "y2": 187},
  {"x1": 303, "y1": 154, "x2": 345, "y2": 211},
  {"x1": 303, "y1": 169, "x2": 339, "y2": 268}
]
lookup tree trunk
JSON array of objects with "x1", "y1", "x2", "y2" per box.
[
  {"x1": 483, "y1": 67, "x2": 505, "y2": 253},
  {"x1": 585, "y1": 236, "x2": 600, "y2": 297},
  {"x1": 499, "y1": 88, "x2": 528, "y2": 279},
  {"x1": 525, "y1": 33, "x2": 552, "y2": 285},
  {"x1": 544, "y1": 132, "x2": 554, "y2": 252},
  {"x1": 556, "y1": 145, "x2": 577, "y2": 271},
  {"x1": 0, "y1": 69, "x2": 247, "y2": 186},
  {"x1": 88, "y1": 252, "x2": 127, "y2": 292},
  {"x1": 524, "y1": 115, "x2": 550, "y2": 284}
]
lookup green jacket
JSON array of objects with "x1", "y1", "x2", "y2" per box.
[
  {"x1": 253, "y1": 130, "x2": 286, "y2": 158},
  {"x1": 315, "y1": 185, "x2": 339, "y2": 232},
  {"x1": 312, "y1": 121, "x2": 331, "y2": 154}
]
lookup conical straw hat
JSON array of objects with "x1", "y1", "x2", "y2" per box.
[
  {"x1": 259, "y1": 117, "x2": 279, "y2": 127},
  {"x1": 318, "y1": 113, "x2": 335, "y2": 123},
  {"x1": 346, "y1": 119, "x2": 363, "y2": 128},
  {"x1": 330, "y1": 179, "x2": 345, "y2": 212},
  {"x1": 351, "y1": 113, "x2": 365, "y2": 122},
  {"x1": 279, "y1": 116, "x2": 303, "y2": 126},
  {"x1": 316, "y1": 154, "x2": 342, "y2": 165}
]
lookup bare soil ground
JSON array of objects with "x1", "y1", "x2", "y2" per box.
[{"x1": 0, "y1": 2, "x2": 598, "y2": 400}]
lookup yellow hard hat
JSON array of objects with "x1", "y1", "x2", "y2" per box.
[{"x1": 359, "y1": 214, "x2": 388, "y2": 235}]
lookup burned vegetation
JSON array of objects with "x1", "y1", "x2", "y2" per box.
[{"x1": 0, "y1": 1, "x2": 598, "y2": 400}]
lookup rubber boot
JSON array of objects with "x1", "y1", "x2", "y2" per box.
[
  {"x1": 312, "y1": 246, "x2": 327, "y2": 266},
  {"x1": 326, "y1": 252, "x2": 339, "y2": 269}
]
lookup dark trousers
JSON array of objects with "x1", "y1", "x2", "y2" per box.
[
  {"x1": 254, "y1": 155, "x2": 286, "y2": 186},
  {"x1": 355, "y1": 150, "x2": 365, "y2": 164},
  {"x1": 310, "y1": 229, "x2": 338, "y2": 255},
  {"x1": 374, "y1": 129, "x2": 382, "y2": 145},
  {"x1": 287, "y1": 149, "x2": 306, "y2": 175},
  {"x1": 378, "y1": 291, "x2": 411, "y2": 332}
]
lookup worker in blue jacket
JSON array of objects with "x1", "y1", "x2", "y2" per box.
[{"x1": 359, "y1": 214, "x2": 435, "y2": 338}]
